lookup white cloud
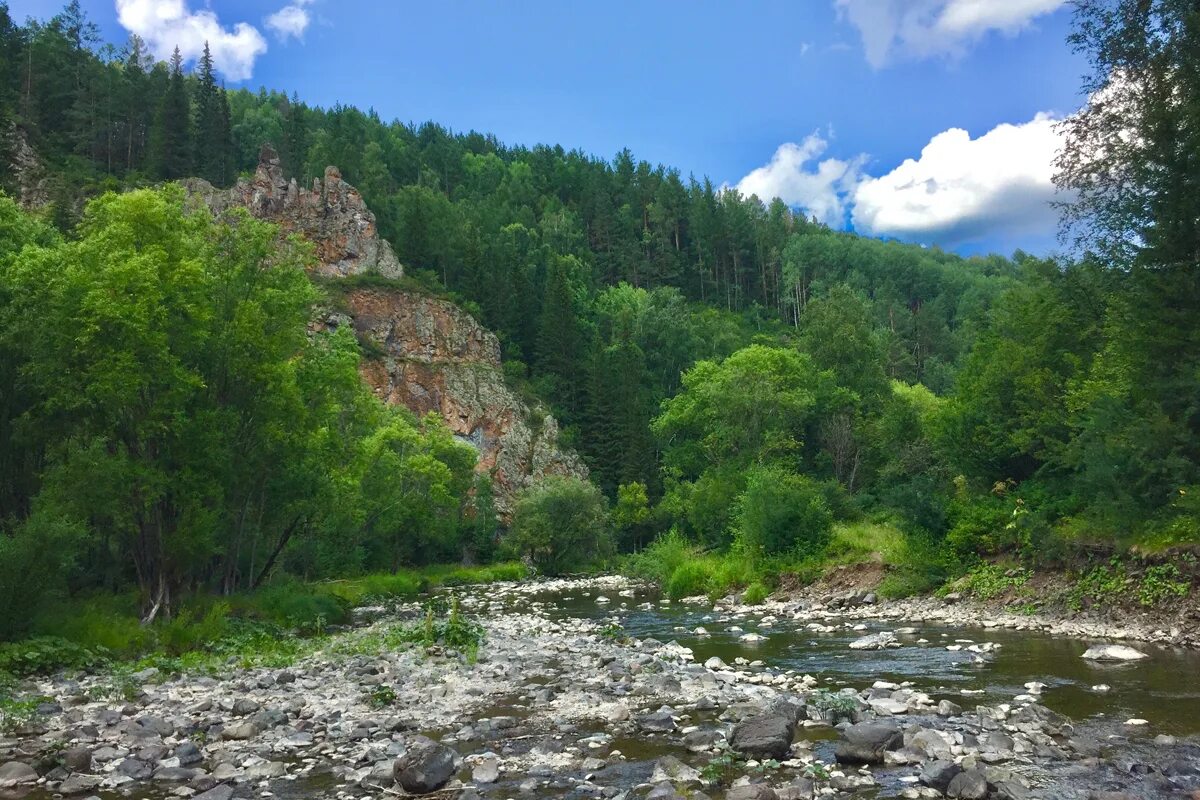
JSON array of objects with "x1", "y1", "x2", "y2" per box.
[
  {"x1": 266, "y1": 0, "x2": 314, "y2": 42},
  {"x1": 835, "y1": 0, "x2": 1067, "y2": 67},
  {"x1": 851, "y1": 112, "x2": 1065, "y2": 246},
  {"x1": 115, "y1": 0, "x2": 268, "y2": 81},
  {"x1": 735, "y1": 134, "x2": 865, "y2": 227}
]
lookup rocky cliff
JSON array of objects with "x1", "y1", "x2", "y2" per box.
[{"x1": 185, "y1": 145, "x2": 586, "y2": 516}]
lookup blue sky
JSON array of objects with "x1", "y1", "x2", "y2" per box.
[{"x1": 10, "y1": 0, "x2": 1087, "y2": 255}]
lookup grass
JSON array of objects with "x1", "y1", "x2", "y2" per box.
[
  {"x1": 0, "y1": 562, "x2": 524, "y2": 679},
  {"x1": 625, "y1": 520, "x2": 946, "y2": 602}
]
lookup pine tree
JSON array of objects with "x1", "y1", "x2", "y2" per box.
[{"x1": 149, "y1": 46, "x2": 191, "y2": 180}]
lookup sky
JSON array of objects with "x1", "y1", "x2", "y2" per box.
[{"x1": 9, "y1": 0, "x2": 1088, "y2": 256}]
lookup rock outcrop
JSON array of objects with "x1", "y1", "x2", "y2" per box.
[
  {"x1": 185, "y1": 145, "x2": 586, "y2": 515},
  {"x1": 183, "y1": 144, "x2": 402, "y2": 280}
]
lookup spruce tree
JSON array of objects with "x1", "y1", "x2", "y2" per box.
[
  {"x1": 193, "y1": 41, "x2": 221, "y2": 183},
  {"x1": 149, "y1": 46, "x2": 191, "y2": 180}
]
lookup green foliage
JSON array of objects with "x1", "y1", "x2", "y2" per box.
[
  {"x1": 734, "y1": 467, "x2": 833, "y2": 557},
  {"x1": 1138, "y1": 564, "x2": 1190, "y2": 607},
  {"x1": 742, "y1": 581, "x2": 769, "y2": 605},
  {"x1": 0, "y1": 637, "x2": 107, "y2": 676},
  {"x1": 508, "y1": 476, "x2": 613, "y2": 575},
  {"x1": 809, "y1": 689, "x2": 860, "y2": 725},
  {"x1": 953, "y1": 563, "x2": 1032, "y2": 601},
  {"x1": 366, "y1": 685, "x2": 398, "y2": 708}
]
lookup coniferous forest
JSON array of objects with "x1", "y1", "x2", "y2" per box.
[{"x1": 1, "y1": 0, "x2": 1199, "y2": 649}]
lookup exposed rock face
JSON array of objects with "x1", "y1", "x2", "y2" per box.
[
  {"x1": 184, "y1": 145, "x2": 585, "y2": 516},
  {"x1": 7, "y1": 125, "x2": 51, "y2": 209},
  {"x1": 345, "y1": 287, "x2": 587, "y2": 515},
  {"x1": 183, "y1": 143, "x2": 402, "y2": 280}
]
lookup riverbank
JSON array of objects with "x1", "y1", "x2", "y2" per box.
[{"x1": 1, "y1": 575, "x2": 1198, "y2": 800}]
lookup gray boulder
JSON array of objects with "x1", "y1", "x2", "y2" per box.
[
  {"x1": 834, "y1": 722, "x2": 903, "y2": 764},
  {"x1": 1081, "y1": 644, "x2": 1146, "y2": 662},
  {"x1": 0, "y1": 762, "x2": 39, "y2": 789},
  {"x1": 730, "y1": 712, "x2": 796, "y2": 760},
  {"x1": 393, "y1": 736, "x2": 458, "y2": 794},
  {"x1": 849, "y1": 632, "x2": 898, "y2": 650},
  {"x1": 920, "y1": 759, "x2": 963, "y2": 792},
  {"x1": 947, "y1": 769, "x2": 990, "y2": 799}
]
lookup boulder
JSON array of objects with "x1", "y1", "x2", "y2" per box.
[
  {"x1": 1081, "y1": 644, "x2": 1147, "y2": 662},
  {"x1": 58, "y1": 773, "x2": 101, "y2": 794},
  {"x1": 920, "y1": 760, "x2": 963, "y2": 792},
  {"x1": 730, "y1": 712, "x2": 796, "y2": 759},
  {"x1": 472, "y1": 757, "x2": 499, "y2": 784},
  {"x1": 0, "y1": 762, "x2": 38, "y2": 789},
  {"x1": 650, "y1": 755, "x2": 701, "y2": 785},
  {"x1": 61, "y1": 746, "x2": 93, "y2": 773},
  {"x1": 834, "y1": 722, "x2": 903, "y2": 764},
  {"x1": 947, "y1": 769, "x2": 990, "y2": 799},
  {"x1": 849, "y1": 632, "x2": 898, "y2": 650},
  {"x1": 393, "y1": 736, "x2": 459, "y2": 794},
  {"x1": 725, "y1": 785, "x2": 778, "y2": 800}
]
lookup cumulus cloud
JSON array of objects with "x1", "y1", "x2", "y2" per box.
[
  {"x1": 735, "y1": 113, "x2": 1066, "y2": 249},
  {"x1": 266, "y1": 0, "x2": 315, "y2": 42},
  {"x1": 115, "y1": 0, "x2": 268, "y2": 81},
  {"x1": 735, "y1": 134, "x2": 865, "y2": 227},
  {"x1": 851, "y1": 112, "x2": 1065, "y2": 246},
  {"x1": 835, "y1": 0, "x2": 1067, "y2": 67}
]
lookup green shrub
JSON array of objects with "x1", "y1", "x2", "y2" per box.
[
  {"x1": 665, "y1": 560, "x2": 713, "y2": 600},
  {"x1": 1137, "y1": 564, "x2": 1190, "y2": 606},
  {"x1": 507, "y1": 476, "x2": 613, "y2": 575},
  {"x1": 627, "y1": 530, "x2": 698, "y2": 584},
  {"x1": 742, "y1": 582, "x2": 769, "y2": 605},
  {"x1": 955, "y1": 563, "x2": 1031, "y2": 601},
  {"x1": 0, "y1": 637, "x2": 107, "y2": 676},
  {"x1": 734, "y1": 467, "x2": 832, "y2": 557},
  {"x1": 246, "y1": 584, "x2": 351, "y2": 632}
]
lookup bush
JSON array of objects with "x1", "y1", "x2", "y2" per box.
[
  {"x1": 734, "y1": 467, "x2": 832, "y2": 557},
  {"x1": 245, "y1": 584, "x2": 351, "y2": 633},
  {"x1": 626, "y1": 530, "x2": 698, "y2": 584},
  {"x1": 0, "y1": 513, "x2": 82, "y2": 641},
  {"x1": 742, "y1": 582, "x2": 769, "y2": 604},
  {"x1": 0, "y1": 637, "x2": 107, "y2": 676},
  {"x1": 665, "y1": 560, "x2": 713, "y2": 599},
  {"x1": 507, "y1": 476, "x2": 614, "y2": 575}
]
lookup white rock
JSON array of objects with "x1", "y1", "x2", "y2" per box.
[{"x1": 1082, "y1": 644, "x2": 1147, "y2": 662}]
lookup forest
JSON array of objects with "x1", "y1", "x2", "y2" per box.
[{"x1": 1, "y1": 1, "x2": 1198, "y2": 646}]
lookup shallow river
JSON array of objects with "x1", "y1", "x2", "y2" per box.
[{"x1": 531, "y1": 586, "x2": 1200, "y2": 738}]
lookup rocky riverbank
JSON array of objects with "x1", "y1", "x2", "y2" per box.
[{"x1": 1, "y1": 576, "x2": 1198, "y2": 800}]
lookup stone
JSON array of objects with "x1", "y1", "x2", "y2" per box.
[
  {"x1": 173, "y1": 741, "x2": 203, "y2": 767},
  {"x1": 849, "y1": 632, "x2": 897, "y2": 650},
  {"x1": 194, "y1": 785, "x2": 236, "y2": 800},
  {"x1": 0, "y1": 762, "x2": 38, "y2": 788},
  {"x1": 725, "y1": 785, "x2": 778, "y2": 800},
  {"x1": 835, "y1": 722, "x2": 903, "y2": 764},
  {"x1": 730, "y1": 712, "x2": 796, "y2": 760},
  {"x1": 59, "y1": 774, "x2": 101, "y2": 794},
  {"x1": 62, "y1": 746, "x2": 93, "y2": 773},
  {"x1": 231, "y1": 698, "x2": 261, "y2": 716},
  {"x1": 637, "y1": 711, "x2": 677, "y2": 733},
  {"x1": 116, "y1": 757, "x2": 152, "y2": 780},
  {"x1": 650, "y1": 755, "x2": 701, "y2": 785},
  {"x1": 472, "y1": 757, "x2": 500, "y2": 784},
  {"x1": 244, "y1": 761, "x2": 286, "y2": 780},
  {"x1": 936, "y1": 699, "x2": 963, "y2": 717},
  {"x1": 393, "y1": 735, "x2": 458, "y2": 794},
  {"x1": 920, "y1": 760, "x2": 963, "y2": 792},
  {"x1": 1081, "y1": 644, "x2": 1147, "y2": 662},
  {"x1": 946, "y1": 769, "x2": 989, "y2": 799},
  {"x1": 221, "y1": 721, "x2": 260, "y2": 740}
]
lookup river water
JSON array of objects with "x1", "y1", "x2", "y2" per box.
[{"x1": 528, "y1": 586, "x2": 1200, "y2": 737}]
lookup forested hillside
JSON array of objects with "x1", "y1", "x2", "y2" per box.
[{"x1": 1, "y1": 0, "x2": 1198, "y2": 640}]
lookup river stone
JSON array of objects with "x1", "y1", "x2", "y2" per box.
[
  {"x1": 725, "y1": 785, "x2": 778, "y2": 800},
  {"x1": 920, "y1": 760, "x2": 963, "y2": 792},
  {"x1": 62, "y1": 746, "x2": 93, "y2": 773},
  {"x1": 116, "y1": 757, "x2": 152, "y2": 780},
  {"x1": 174, "y1": 741, "x2": 203, "y2": 767},
  {"x1": 194, "y1": 785, "x2": 235, "y2": 800},
  {"x1": 834, "y1": 722, "x2": 903, "y2": 764},
  {"x1": 937, "y1": 699, "x2": 963, "y2": 717},
  {"x1": 222, "y1": 721, "x2": 259, "y2": 740},
  {"x1": 0, "y1": 762, "x2": 38, "y2": 788},
  {"x1": 393, "y1": 735, "x2": 458, "y2": 794},
  {"x1": 651, "y1": 755, "x2": 701, "y2": 785},
  {"x1": 637, "y1": 711, "x2": 677, "y2": 733},
  {"x1": 947, "y1": 768, "x2": 990, "y2": 799},
  {"x1": 849, "y1": 632, "x2": 897, "y2": 650},
  {"x1": 58, "y1": 774, "x2": 101, "y2": 794},
  {"x1": 472, "y1": 757, "x2": 499, "y2": 784},
  {"x1": 231, "y1": 698, "x2": 261, "y2": 715},
  {"x1": 731, "y1": 712, "x2": 796, "y2": 759},
  {"x1": 1081, "y1": 644, "x2": 1147, "y2": 662}
]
